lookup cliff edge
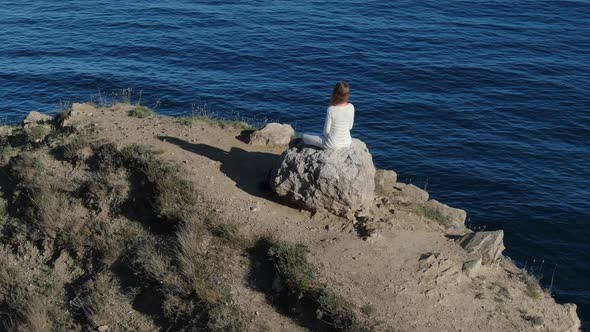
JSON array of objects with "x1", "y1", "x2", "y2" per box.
[{"x1": 0, "y1": 102, "x2": 581, "y2": 332}]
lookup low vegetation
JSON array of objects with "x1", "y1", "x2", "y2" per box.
[
  {"x1": 415, "y1": 204, "x2": 452, "y2": 227},
  {"x1": 128, "y1": 105, "x2": 155, "y2": 118},
  {"x1": 0, "y1": 123, "x2": 257, "y2": 331},
  {"x1": 251, "y1": 238, "x2": 378, "y2": 332}
]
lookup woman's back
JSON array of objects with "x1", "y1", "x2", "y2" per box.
[{"x1": 324, "y1": 103, "x2": 355, "y2": 149}]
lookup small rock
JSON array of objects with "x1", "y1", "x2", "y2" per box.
[
  {"x1": 375, "y1": 169, "x2": 397, "y2": 194},
  {"x1": 97, "y1": 325, "x2": 109, "y2": 332},
  {"x1": 400, "y1": 184, "x2": 429, "y2": 202},
  {"x1": 458, "y1": 231, "x2": 505, "y2": 265},
  {"x1": 56, "y1": 103, "x2": 98, "y2": 131},
  {"x1": 248, "y1": 123, "x2": 295, "y2": 146},
  {"x1": 393, "y1": 182, "x2": 406, "y2": 190},
  {"x1": 0, "y1": 125, "x2": 14, "y2": 137},
  {"x1": 462, "y1": 258, "x2": 482, "y2": 278},
  {"x1": 250, "y1": 206, "x2": 260, "y2": 212},
  {"x1": 365, "y1": 232, "x2": 381, "y2": 244},
  {"x1": 423, "y1": 199, "x2": 467, "y2": 227},
  {"x1": 22, "y1": 111, "x2": 53, "y2": 127}
]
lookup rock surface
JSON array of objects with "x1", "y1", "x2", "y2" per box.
[
  {"x1": 423, "y1": 199, "x2": 467, "y2": 227},
  {"x1": 458, "y1": 230, "x2": 505, "y2": 265},
  {"x1": 462, "y1": 258, "x2": 482, "y2": 278},
  {"x1": 375, "y1": 169, "x2": 397, "y2": 195},
  {"x1": 22, "y1": 111, "x2": 53, "y2": 128},
  {"x1": 57, "y1": 102, "x2": 98, "y2": 130},
  {"x1": 270, "y1": 138, "x2": 375, "y2": 215},
  {"x1": 400, "y1": 183, "x2": 429, "y2": 202},
  {"x1": 248, "y1": 123, "x2": 295, "y2": 146}
]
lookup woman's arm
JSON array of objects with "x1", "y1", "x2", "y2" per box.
[
  {"x1": 349, "y1": 106, "x2": 355, "y2": 130},
  {"x1": 323, "y1": 108, "x2": 332, "y2": 136}
]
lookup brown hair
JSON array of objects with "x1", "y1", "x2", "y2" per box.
[{"x1": 330, "y1": 81, "x2": 350, "y2": 106}]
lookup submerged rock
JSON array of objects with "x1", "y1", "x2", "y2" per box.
[
  {"x1": 458, "y1": 230, "x2": 505, "y2": 265},
  {"x1": 248, "y1": 123, "x2": 295, "y2": 146},
  {"x1": 270, "y1": 138, "x2": 375, "y2": 215}
]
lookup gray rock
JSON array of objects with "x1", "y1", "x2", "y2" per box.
[
  {"x1": 423, "y1": 199, "x2": 467, "y2": 226},
  {"x1": 375, "y1": 169, "x2": 397, "y2": 195},
  {"x1": 462, "y1": 258, "x2": 482, "y2": 278},
  {"x1": 0, "y1": 125, "x2": 13, "y2": 137},
  {"x1": 56, "y1": 103, "x2": 97, "y2": 131},
  {"x1": 249, "y1": 123, "x2": 295, "y2": 146},
  {"x1": 271, "y1": 138, "x2": 375, "y2": 215},
  {"x1": 22, "y1": 111, "x2": 53, "y2": 127},
  {"x1": 458, "y1": 231, "x2": 505, "y2": 265},
  {"x1": 393, "y1": 182, "x2": 406, "y2": 190},
  {"x1": 400, "y1": 184, "x2": 429, "y2": 202}
]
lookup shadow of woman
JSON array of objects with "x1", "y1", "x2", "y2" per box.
[{"x1": 158, "y1": 136, "x2": 280, "y2": 200}]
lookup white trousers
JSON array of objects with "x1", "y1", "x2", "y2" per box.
[{"x1": 301, "y1": 133, "x2": 326, "y2": 149}]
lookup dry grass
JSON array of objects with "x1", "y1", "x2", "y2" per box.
[
  {"x1": 120, "y1": 144, "x2": 197, "y2": 225},
  {"x1": 256, "y1": 238, "x2": 376, "y2": 332},
  {"x1": 0, "y1": 116, "x2": 262, "y2": 331},
  {"x1": 128, "y1": 105, "x2": 155, "y2": 118},
  {"x1": 415, "y1": 204, "x2": 452, "y2": 227}
]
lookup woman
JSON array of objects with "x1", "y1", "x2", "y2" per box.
[{"x1": 301, "y1": 81, "x2": 355, "y2": 149}]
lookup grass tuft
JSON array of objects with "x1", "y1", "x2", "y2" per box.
[
  {"x1": 415, "y1": 205, "x2": 451, "y2": 227},
  {"x1": 128, "y1": 105, "x2": 155, "y2": 118}
]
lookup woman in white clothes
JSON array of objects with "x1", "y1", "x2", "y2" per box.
[{"x1": 302, "y1": 81, "x2": 355, "y2": 149}]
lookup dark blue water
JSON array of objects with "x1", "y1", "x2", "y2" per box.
[{"x1": 1, "y1": 0, "x2": 589, "y2": 326}]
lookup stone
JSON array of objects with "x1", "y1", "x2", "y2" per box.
[
  {"x1": 56, "y1": 103, "x2": 97, "y2": 131},
  {"x1": 393, "y1": 182, "x2": 406, "y2": 189},
  {"x1": 458, "y1": 231, "x2": 505, "y2": 265},
  {"x1": 0, "y1": 125, "x2": 13, "y2": 137},
  {"x1": 248, "y1": 123, "x2": 295, "y2": 146},
  {"x1": 400, "y1": 184, "x2": 429, "y2": 202},
  {"x1": 97, "y1": 325, "x2": 109, "y2": 332},
  {"x1": 462, "y1": 258, "x2": 482, "y2": 278},
  {"x1": 423, "y1": 199, "x2": 467, "y2": 227},
  {"x1": 270, "y1": 139, "x2": 375, "y2": 215},
  {"x1": 22, "y1": 111, "x2": 53, "y2": 127},
  {"x1": 375, "y1": 169, "x2": 397, "y2": 195}
]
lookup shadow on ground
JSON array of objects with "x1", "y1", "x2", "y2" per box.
[{"x1": 158, "y1": 136, "x2": 279, "y2": 200}]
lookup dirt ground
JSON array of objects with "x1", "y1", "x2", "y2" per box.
[{"x1": 3, "y1": 103, "x2": 581, "y2": 332}]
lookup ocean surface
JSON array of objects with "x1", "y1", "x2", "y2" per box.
[{"x1": 1, "y1": 0, "x2": 589, "y2": 327}]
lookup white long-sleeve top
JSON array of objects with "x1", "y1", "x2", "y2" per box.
[{"x1": 323, "y1": 103, "x2": 355, "y2": 149}]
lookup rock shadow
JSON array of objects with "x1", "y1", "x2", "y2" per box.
[{"x1": 158, "y1": 136, "x2": 280, "y2": 200}]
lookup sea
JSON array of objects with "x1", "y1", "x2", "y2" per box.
[{"x1": 0, "y1": 0, "x2": 589, "y2": 327}]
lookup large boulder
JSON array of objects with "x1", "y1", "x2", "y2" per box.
[
  {"x1": 458, "y1": 230, "x2": 505, "y2": 265},
  {"x1": 270, "y1": 139, "x2": 375, "y2": 215},
  {"x1": 248, "y1": 123, "x2": 295, "y2": 146}
]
